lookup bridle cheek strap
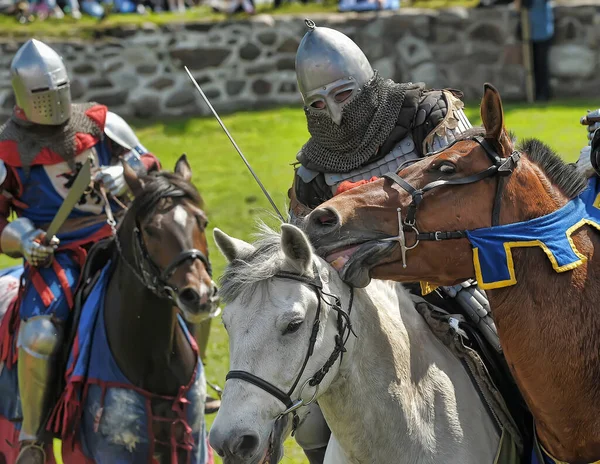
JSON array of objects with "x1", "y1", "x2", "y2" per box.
[{"x1": 380, "y1": 136, "x2": 521, "y2": 267}]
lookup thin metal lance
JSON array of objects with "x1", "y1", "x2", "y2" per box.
[{"x1": 184, "y1": 66, "x2": 285, "y2": 222}]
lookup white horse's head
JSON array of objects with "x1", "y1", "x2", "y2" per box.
[{"x1": 210, "y1": 223, "x2": 352, "y2": 463}]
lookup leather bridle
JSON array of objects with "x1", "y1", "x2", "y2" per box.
[
  {"x1": 381, "y1": 136, "x2": 521, "y2": 267},
  {"x1": 100, "y1": 185, "x2": 219, "y2": 308},
  {"x1": 226, "y1": 265, "x2": 355, "y2": 434}
]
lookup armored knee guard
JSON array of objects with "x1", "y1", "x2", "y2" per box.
[{"x1": 17, "y1": 315, "x2": 64, "y2": 441}]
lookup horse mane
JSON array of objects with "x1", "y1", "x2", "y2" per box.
[
  {"x1": 219, "y1": 223, "x2": 292, "y2": 304},
  {"x1": 456, "y1": 127, "x2": 586, "y2": 200},
  {"x1": 517, "y1": 138, "x2": 587, "y2": 200},
  {"x1": 130, "y1": 171, "x2": 203, "y2": 220}
]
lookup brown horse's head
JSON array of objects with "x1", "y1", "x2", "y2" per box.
[
  {"x1": 304, "y1": 84, "x2": 587, "y2": 288},
  {"x1": 121, "y1": 154, "x2": 217, "y2": 323}
]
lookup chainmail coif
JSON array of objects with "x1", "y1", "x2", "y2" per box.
[
  {"x1": 301, "y1": 72, "x2": 410, "y2": 173},
  {"x1": 0, "y1": 102, "x2": 103, "y2": 175}
]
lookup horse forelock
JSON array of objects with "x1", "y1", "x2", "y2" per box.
[
  {"x1": 130, "y1": 171, "x2": 203, "y2": 221},
  {"x1": 219, "y1": 224, "x2": 290, "y2": 305}
]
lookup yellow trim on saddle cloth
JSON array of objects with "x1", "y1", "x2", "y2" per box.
[
  {"x1": 594, "y1": 192, "x2": 600, "y2": 209},
  {"x1": 420, "y1": 281, "x2": 437, "y2": 295},
  {"x1": 473, "y1": 218, "x2": 600, "y2": 290},
  {"x1": 535, "y1": 435, "x2": 600, "y2": 464},
  {"x1": 53, "y1": 438, "x2": 64, "y2": 464}
]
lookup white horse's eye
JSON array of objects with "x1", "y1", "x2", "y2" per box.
[{"x1": 284, "y1": 320, "x2": 303, "y2": 335}]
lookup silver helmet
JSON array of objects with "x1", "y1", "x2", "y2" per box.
[
  {"x1": 10, "y1": 39, "x2": 71, "y2": 126},
  {"x1": 295, "y1": 19, "x2": 374, "y2": 126}
]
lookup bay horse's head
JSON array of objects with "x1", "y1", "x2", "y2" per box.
[
  {"x1": 119, "y1": 154, "x2": 217, "y2": 324},
  {"x1": 304, "y1": 84, "x2": 588, "y2": 288}
]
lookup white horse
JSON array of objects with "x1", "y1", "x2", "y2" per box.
[{"x1": 209, "y1": 224, "x2": 507, "y2": 464}]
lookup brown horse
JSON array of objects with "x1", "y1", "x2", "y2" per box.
[{"x1": 304, "y1": 84, "x2": 600, "y2": 463}]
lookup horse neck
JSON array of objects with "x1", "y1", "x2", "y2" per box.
[
  {"x1": 486, "y1": 164, "x2": 600, "y2": 460},
  {"x1": 316, "y1": 280, "x2": 499, "y2": 463},
  {"x1": 104, "y1": 228, "x2": 195, "y2": 395}
]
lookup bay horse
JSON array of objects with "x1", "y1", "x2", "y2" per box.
[
  {"x1": 209, "y1": 223, "x2": 518, "y2": 464},
  {"x1": 304, "y1": 84, "x2": 600, "y2": 463},
  {"x1": 0, "y1": 155, "x2": 216, "y2": 463}
]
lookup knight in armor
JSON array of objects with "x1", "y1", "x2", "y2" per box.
[
  {"x1": 0, "y1": 39, "x2": 161, "y2": 463},
  {"x1": 288, "y1": 21, "x2": 502, "y2": 464},
  {"x1": 578, "y1": 109, "x2": 600, "y2": 178}
]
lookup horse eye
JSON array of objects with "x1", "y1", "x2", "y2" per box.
[
  {"x1": 437, "y1": 162, "x2": 456, "y2": 174},
  {"x1": 284, "y1": 320, "x2": 303, "y2": 335}
]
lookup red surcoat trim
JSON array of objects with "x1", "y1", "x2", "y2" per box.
[{"x1": 0, "y1": 104, "x2": 108, "y2": 168}]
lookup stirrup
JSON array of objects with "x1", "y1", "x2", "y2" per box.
[{"x1": 16, "y1": 441, "x2": 47, "y2": 464}]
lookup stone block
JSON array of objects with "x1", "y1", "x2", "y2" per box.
[
  {"x1": 257, "y1": 30, "x2": 278, "y2": 46},
  {"x1": 226, "y1": 80, "x2": 246, "y2": 96},
  {"x1": 276, "y1": 38, "x2": 300, "y2": 54},
  {"x1": 165, "y1": 89, "x2": 197, "y2": 108},
  {"x1": 396, "y1": 35, "x2": 433, "y2": 67},
  {"x1": 276, "y1": 57, "x2": 295, "y2": 71},
  {"x1": 1, "y1": 92, "x2": 15, "y2": 110},
  {"x1": 132, "y1": 93, "x2": 162, "y2": 119},
  {"x1": 467, "y1": 22, "x2": 505, "y2": 44},
  {"x1": 70, "y1": 79, "x2": 86, "y2": 100},
  {"x1": 88, "y1": 90, "x2": 129, "y2": 107},
  {"x1": 549, "y1": 45, "x2": 596, "y2": 79},
  {"x1": 73, "y1": 63, "x2": 96, "y2": 75},
  {"x1": 149, "y1": 77, "x2": 176, "y2": 91},
  {"x1": 137, "y1": 64, "x2": 158, "y2": 75},
  {"x1": 252, "y1": 79, "x2": 272, "y2": 96},
  {"x1": 169, "y1": 47, "x2": 231, "y2": 70},
  {"x1": 240, "y1": 43, "x2": 262, "y2": 61},
  {"x1": 278, "y1": 81, "x2": 297, "y2": 94},
  {"x1": 89, "y1": 77, "x2": 113, "y2": 89}
]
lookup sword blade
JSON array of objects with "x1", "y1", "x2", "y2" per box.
[
  {"x1": 184, "y1": 66, "x2": 285, "y2": 222},
  {"x1": 45, "y1": 157, "x2": 93, "y2": 240}
]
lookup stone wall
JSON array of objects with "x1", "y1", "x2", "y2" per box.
[{"x1": 0, "y1": 3, "x2": 598, "y2": 121}]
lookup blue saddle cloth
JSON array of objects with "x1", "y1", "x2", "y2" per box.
[
  {"x1": 47, "y1": 261, "x2": 209, "y2": 464},
  {"x1": 467, "y1": 176, "x2": 600, "y2": 290}
]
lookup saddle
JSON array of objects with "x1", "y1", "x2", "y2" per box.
[
  {"x1": 42, "y1": 237, "x2": 117, "y2": 440},
  {"x1": 405, "y1": 283, "x2": 534, "y2": 460}
]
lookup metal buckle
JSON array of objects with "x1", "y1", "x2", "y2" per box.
[
  {"x1": 434, "y1": 231, "x2": 443, "y2": 241},
  {"x1": 280, "y1": 378, "x2": 320, "y2": 417}
]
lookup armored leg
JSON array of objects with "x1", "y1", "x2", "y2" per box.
[
  {"x1": 295, "y1": 403, "x2": 331, "y2": 464},
  {"x1": 17, "y1": 316, "x2": 63, "y2": 443}
]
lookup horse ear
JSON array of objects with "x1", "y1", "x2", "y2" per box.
[
  {"x1": 174, "y1": 154, "x2": 192, "y2": 182},
  {"x1": 281, "y1": 224, "x2": 313, "y2": 273},
  {"x1": 121, "y1": 160, "x2": 144, "y2": 197},
  {"x1": 480, "y1": 83, "x2": 505, "y2": 143},
  {"x1": 213, "y1": 228, "x2": 256, "y2": 263}
]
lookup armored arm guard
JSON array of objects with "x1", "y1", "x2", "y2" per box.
[
  {"x1": 291, "y1": 164, "x2": 334, "y2": 214},
  {"x1": 104, "y1": 111, "x2": 160, "y2": 175},
  {"x1": 412, "y1": 90, "x2": 472, "y2": 155}
]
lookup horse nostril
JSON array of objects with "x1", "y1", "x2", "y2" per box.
[
  {"x1": 231, "y1": 433, "x2": 260, "y2": 458},
  {"x1": 311, "y1": 207, "x2": 341, "y2": 230},
  {"x1": 179, "y1": 288, "x2": 200, "y2": 307}
]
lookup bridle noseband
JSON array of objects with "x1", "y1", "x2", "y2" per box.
[
  {"x1": 381, "y1": 136, "x2": 521, "y2": 268},
  {"x1": 226, "y1": 265, "x2": 355, "y2": 435}
]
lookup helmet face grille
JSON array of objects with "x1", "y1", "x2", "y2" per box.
[{"x1": 26, "y1": 85, "x2": 71, "y2": 125}]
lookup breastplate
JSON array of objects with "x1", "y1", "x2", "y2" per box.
[{"x1": 323, "y1": 135, "x2": 420, "y2": 194}]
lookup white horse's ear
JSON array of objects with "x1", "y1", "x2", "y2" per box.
[
  {"x1": 281, "y1": 224, "x2": 313, "y2": 273},
  {"x1": 213, "y1": 228, "x2": 256, "y2": 263}
]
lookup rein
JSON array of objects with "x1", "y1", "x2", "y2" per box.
[
  {"x1": 226, "y1": 265, "x2": 355, "y2": 434},
  {"x1": 381, "y1": 136, "x2": 521, "y2": 268},
  {"x1": 99, "y1": 185, "x2": 218, "y2": 307}
]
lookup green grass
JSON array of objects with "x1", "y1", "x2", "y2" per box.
[
  {"x1": 0, "y1": 0, "x2": 479, "y2": 38},
  {"x1": 1, "y1": 99, "x2": 597, "y2": 463}
]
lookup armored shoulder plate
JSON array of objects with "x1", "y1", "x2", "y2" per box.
[
  {"x1": 297, "y1": 165, "x2": 320, "y2": 183},
  {"x1": 104, "y1": 112, "x2": 147, "y2": 154}
]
